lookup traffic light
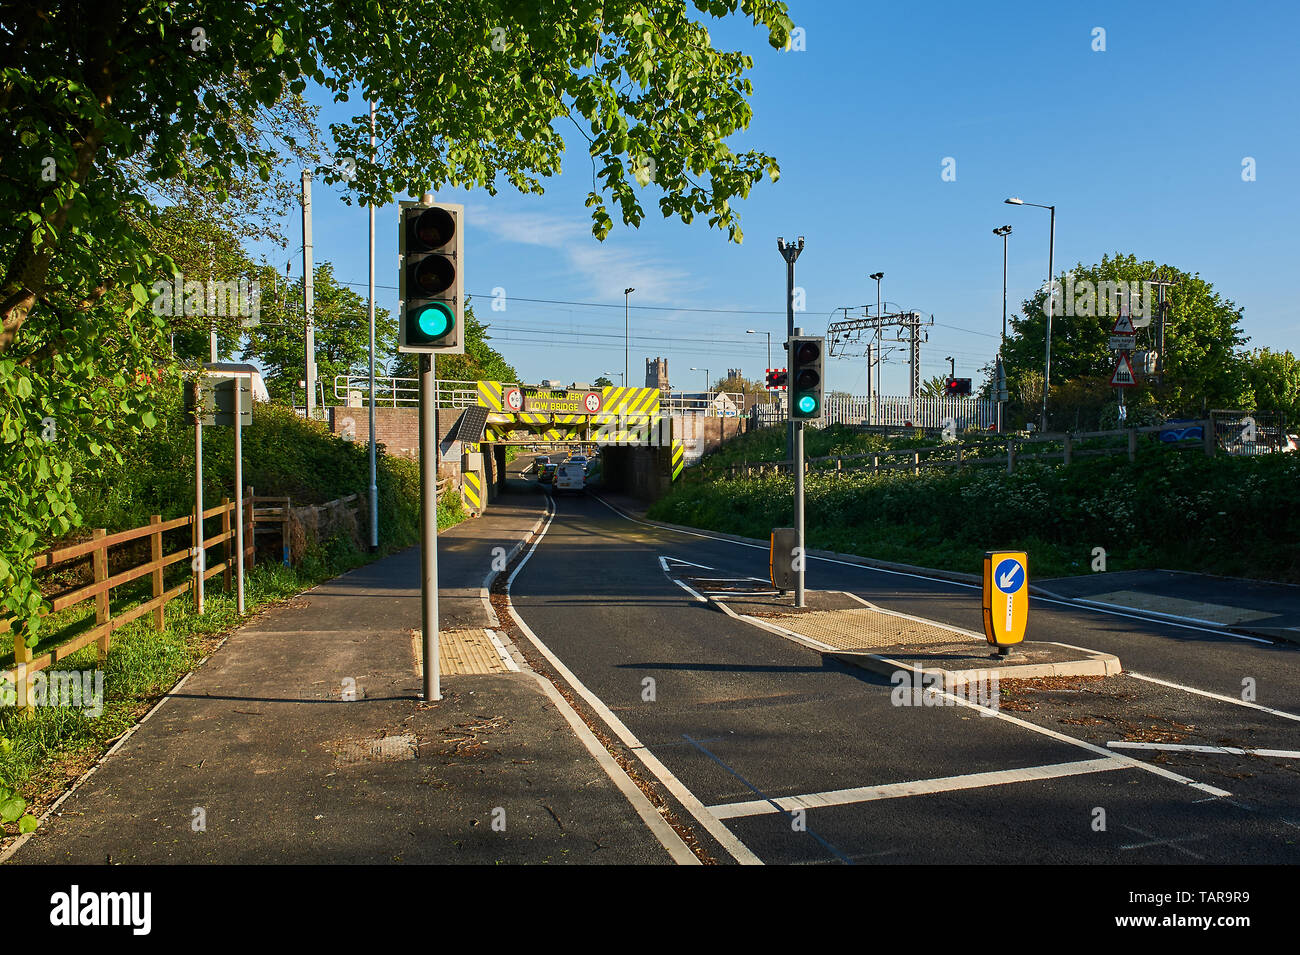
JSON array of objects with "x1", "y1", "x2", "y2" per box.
[
  {"x1": 788, "y1": 336, "x2": 824, "y2": 420},
  {"x1": 765, "y1": 368, "x2": 788, "y2": 391},
  {"x1": 944, "y1": 376, "x2": 972, "y2": 396},
  {"x1": 398, "y1": 200, "x2": 464, "y2": 353}
]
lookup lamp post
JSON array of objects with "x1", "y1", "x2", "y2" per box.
[
  {"x1": 778, "y1": 236, "x2": 805, "y2": 461},
  {"x1": 604, "y1": 371, "x2": 624, "y2": 386},
  {"x1": 746, "y1": 329, "x2": 772, "y2": 377},
  {"x1": 869, "y1": 272, "x2": 884, "y2": 421},
  {"x1": 992, "y1": 225, "x2": 1012, "y2": 434},
  {"x1": 690, "y1": 367, "x2": 710, "y2": 398},
  {"x1": 1005, "y1": 197, "x2": 1054, "y2": 431},
  {"x1": 624, "y1": 287, "x2": 635, "y2": 389}
]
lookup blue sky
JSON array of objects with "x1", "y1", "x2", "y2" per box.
[{"x1": 265, "y1": 0, "x2": 1300, "y2": 396}]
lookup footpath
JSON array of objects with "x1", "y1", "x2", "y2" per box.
[{"x1": 6, "y1": 490, "x2": 674, "y2": 865}]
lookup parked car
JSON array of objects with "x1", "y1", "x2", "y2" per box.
[{"x1": 553, "y1": 462, "x2": 586, "y2": 494}]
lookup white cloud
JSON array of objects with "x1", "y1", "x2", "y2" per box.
[{"x1": 469, "y1": 203, "x2": 698, "y2": 305}]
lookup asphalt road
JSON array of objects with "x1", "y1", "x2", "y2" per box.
[{"x1": 502, "y1": 478, "x2": 1300, "y2": 865}]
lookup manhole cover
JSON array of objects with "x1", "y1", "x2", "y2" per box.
[{"x1": 331, "y1": 734, "x2": 418, "y2": 766}]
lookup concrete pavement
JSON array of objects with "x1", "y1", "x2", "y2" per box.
[{"x1": 7, "y1": 486, "x2": 677, "y2": 865}]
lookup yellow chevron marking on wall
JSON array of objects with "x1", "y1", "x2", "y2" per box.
[
  {"x1": 461, "y1": 470, "x2": 483, "y2": 510},
  {"x1": 671, "y1": 440, "x2": 685, "y2": 480},
  {"x1": 601, "y1": 386, "x2": 660, "y2": 415},
  {"x1": 476, "y1": 380, "x2": 505, "y2": 412}
]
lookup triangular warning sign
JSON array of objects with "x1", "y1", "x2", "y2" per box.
[
  {"x1": 1112, "y1": 312, "x2": 1136, "y2": 335},
  {"x1": 1110, "y1": 353, "x2": 1137, "y2": 386}
]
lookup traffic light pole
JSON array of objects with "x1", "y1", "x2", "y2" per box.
[
  {"x1": 420, "y1": 353, "x2": 440, "y2": 701},
  {"x1": 794, "y1": 419, "x2": 806, "y2": 608},
  {"x1": 778, "y1": 237, "x2": 803, "y2": 463}
]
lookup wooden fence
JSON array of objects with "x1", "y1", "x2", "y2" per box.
[
  {"x1": 707, "y1": 421, "x2": 1216, "y2": 481},
  {"x1": 2, "y1": 496, "x2": 253, "y2": 715}
]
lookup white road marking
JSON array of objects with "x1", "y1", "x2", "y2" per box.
[
  {"x1": 1127, "y1": 672, "x2": 1300, "y2": 723},
  {"x1": 933, "y1": 689, "x2": 1232, "y2": 798},
  {"x1": 709, "y1": 758, "x2": 1127, "y2": 819},
  {"x1": 522, "y1": 667, "x2": 697, "y2": 864},
  {"x1": 1108, "y1": 741, "x2": 1300, "y2": 758},
  {"x1": 507, "y1": 503, "x2": 763, "y2": 865},
  {"x1": 658, "y1": 555, "x2": 715, "y2": 571},
  {"x1": 593, "y1": 493, "x2": 1279, "y2": 644},
  {"x1": 669, "y1": 577, "x2": 708, "y2": 603}
]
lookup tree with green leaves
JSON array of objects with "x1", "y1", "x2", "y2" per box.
[
  {"x1": 1241, "y1": 347, "x2": 1300, "y2": 425},
  {"x1": 1001, "y1": 254, "x2": 1253, "y2": 429},
  {"x1": 918, "y1": 374, "x2": 949, "y2": 399},
  {"x1": 244, "y1": 263, "x2": 395, "y2": 405},
  {"x1": 1, "y1": 0, "x2": 790, "y2": 644}
]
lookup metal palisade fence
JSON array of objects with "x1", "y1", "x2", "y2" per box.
[{"x1": 754, "y1": 394, "x2": 996, "y2": 430}]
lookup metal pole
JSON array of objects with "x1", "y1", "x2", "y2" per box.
[
  {"x1": 234, "y1": 378, "x2": 245, "y2": 615},
  {"x1": 786, "y1": 255, "x2": 795, "y2": 461},
  {"x1": 779, "y1": 238, "x2": 803, "y2": 459},
  {"x1": 624, "y1": 287, "x2": 634, "y2": 388},
  {"x1": 420, "y1": 353, "x2": 440, "y2": 701},
  {"x1": 367, "y1": 101, "x2": 378, "y2": 552},
  {"x1": 793, "y1": 324, "x2": 806, "y2": 608},
  {"x1": 193, "y1": 378, "x2": 204, "y2": 615},
  {"x1": 1041, "y1": 205, "x2": 1055, "y2": 432},
  {"x1": 866, "y1": 342, "x2": 872, "y2": 424},
  {"x1": 302, "y1": 171, "x2": 316, "y2": 418},
  {"x1": 208, "y1": 247, "x2": 217, "y2": 362},
  {"x1": 998, "y1": 231, "x2": 1008, "y2": 436}
]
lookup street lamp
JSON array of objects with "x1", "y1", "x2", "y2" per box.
[
  {"x1": 746, "y1": 329, "x2": 772, "y2": 374},
  {"x1": 604, "y1": 371, "x2": 624, "y2": 387},
  {"x1": 869, "y1": 271, "x2": 884, "y2": 404},
  {"x1": 1005, "y1": 197, "x2": 1055, "y2": 431},
  {"x1": 690, "y1": 366, "x2": 710, "y2": 399},
  {"x1": 623, "y1": 287, "x2": 635, "y2": 389},
  {"x1": 992, "y1": 225, "x2": 1012, "y2": 434}
]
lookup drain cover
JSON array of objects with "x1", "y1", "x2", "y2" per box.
[{"x1": 332, "y1": 734, "x2": 418, "y2": 766}]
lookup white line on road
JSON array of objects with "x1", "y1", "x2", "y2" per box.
[
  {"x1": 934, "y1": 689, "x2": 1232, "y2": 798},
  {"x1": 592, "y1": 494, "x2": 1279, "y2": 645},
  {"x1": 658, "y1": 555, "x2": 715, "y2": 572},
  {"x1": 1108, "y1": 741, "x2": 1300, "y2": 758},
  {"x1": 506, "y1": 501, "x2": 763, "y2": 865},
  {"x1": 1127, "y1": 672, "x2": 1300, "y2": 723},
  {"x1": 669, "y1": 577, "x2": 708, "y2": 603},
  {"x1": 709, "y1": 758, "x2": 1127, "y2": 819}
]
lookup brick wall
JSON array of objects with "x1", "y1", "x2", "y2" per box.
[{"x1": 329, "y1": 406, "x2": 463, "y2": 481}]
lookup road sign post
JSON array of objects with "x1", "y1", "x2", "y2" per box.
[{"x1": 982, "y1": 551, "x2": 1028, "y2": 654}]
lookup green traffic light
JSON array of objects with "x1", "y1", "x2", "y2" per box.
[
  {"x1": 797, "y1": 394, "x2": 818, "y2": 414},
  {"x1": 416, "y1": 303, "x2": 454, "y2": 339}
]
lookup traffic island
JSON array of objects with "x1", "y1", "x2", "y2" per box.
[{"x1": 701, "y1": 587, "x2": 1122, "y2": 691}]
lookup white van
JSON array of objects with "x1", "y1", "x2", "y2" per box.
[{"x1": 553, "y1": 462, "x2": 586, "y2": 494}]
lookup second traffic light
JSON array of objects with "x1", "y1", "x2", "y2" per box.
[
  {"x1": 944, "y1": 376, "x2": 972, "y2": 396},
  {"x1": 788, "y1": 335, "x2": 824, "y2": 420},
  {"x1": 399, "y1": 200, "x2": 464, "y2": 354}
]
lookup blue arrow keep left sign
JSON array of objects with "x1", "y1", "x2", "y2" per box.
[{"x1": 994, "y1": 557, "x2": 1025, "y2": 594}]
